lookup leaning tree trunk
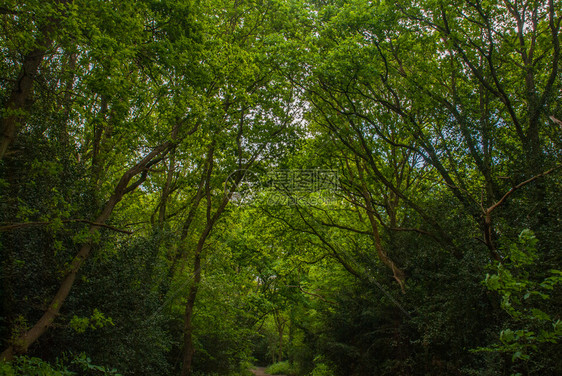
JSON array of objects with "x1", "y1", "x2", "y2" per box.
[
  {"x1": 357, "y1": 161, "x2": 406, "y2": 292},
  {"x1": 0, "y1": 143, "x2": 170, "y2": 361}
]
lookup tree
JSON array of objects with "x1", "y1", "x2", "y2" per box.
[{"x1": 1, "y1": 0, "x2": 204, "y2": 361}]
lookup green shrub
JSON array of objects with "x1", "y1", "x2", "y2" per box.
[
  {"x1": 0, "y1": 356, "x2": 72, "y2": 376},
  {"x1": 0, "y1": 354, "x2": 122, "y2": 376},
  {"x1": 479, "y1": 230, "x2": 562, "y2": 364},
  {"x1": 309, "y1": 362, "x2": 335, "y2": 376},
  {"x1": 265, "y1": 361, "x2": 295, "y2": 375},
  {"x1": 69, "y1": 353, "x2": 122, "y2": 375}
]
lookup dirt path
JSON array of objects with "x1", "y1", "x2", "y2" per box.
[
  {"x1": 250, "y1": 367, "x2": 269, "y2": 376},
  {"x1": 250, "y1": 366, "x2": 286, "y2": 376}
]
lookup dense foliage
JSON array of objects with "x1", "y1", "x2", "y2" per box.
[{"x1": 1, "y1": 0, "x2": 560, "y2": 375}]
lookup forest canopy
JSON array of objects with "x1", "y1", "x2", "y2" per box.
[{"x1": 0, "y1": 0, "x2": 561, "y2": 375}]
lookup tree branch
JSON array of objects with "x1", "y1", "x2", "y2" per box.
[
  {"x1": 0, "y1": 220, "x2": 133, "y2": 234},
  {"x1": 486, "y1": 165, "x2": 562, "y2": 215}
]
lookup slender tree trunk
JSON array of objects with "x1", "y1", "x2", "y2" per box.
[
  {"x1": 181, "y1": 251, "x2": 202, "y2": 376},
  {"x1": 180, "y1": 145, "x2": 216, "y2": 376},
  {"x1": 180, "y1": 214, "x2": 218, "y2": 376},
  {"x1": 158, "y1": 152, "x2": 176, "y2": 225},
  {"x1": 180, "y1": 157, "x2": 246, "y2": 376},
  {"x1": 274, "y1": 311, "x2": 285, "y2": 362},
  {"x1": 91, "y1": 96, "x2": 110, "y2": 196}
]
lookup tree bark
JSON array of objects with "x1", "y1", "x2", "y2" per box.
[
  {"x1": 0, "y1": 45, "x2": 50, "y2": 160},
  {"x1": 158, "y1": 152, "x2": 176, "y2": 226},
  {"x1": 357, "y1": 159, "x2": 406, "y2": 292},
  {"x1": 180, "y1": 144, "x2": 218, "y2": 376},
  {"x1": 0, "y1": 0, "x2": 69, "y2": 160},
  {"x1": 181, "y1": 250, "x2": 202, "y2": 376}
]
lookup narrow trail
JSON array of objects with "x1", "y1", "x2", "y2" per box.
[{"x1": 250, "y1": 366, "x2": 286, "y2": 376}]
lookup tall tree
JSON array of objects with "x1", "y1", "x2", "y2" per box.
[{"x1": 0, "y1": 0, "x2": 205, "y2": 360}]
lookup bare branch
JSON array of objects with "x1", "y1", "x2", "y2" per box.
[
  {"x1": 0, "y1": 219, "x2": 133, "y2": 234},
  {"x1": 486, "y1": 165, "x2": 562, "y2": 215},
  {"x1": 285, "y1": 285, "x2": 335, "y2": 304},
  {"x1": 550, "y1": 115, "x2": 562, "y2": 128}
]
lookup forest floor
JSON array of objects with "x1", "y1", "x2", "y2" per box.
[{"x1": 250, "y1": 366, "x2": 286, "y2": 376}]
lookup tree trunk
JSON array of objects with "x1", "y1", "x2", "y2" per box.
[
  {"x1": 0, "y1": 45, "x2": 49, "y2": 160},
  {"x1": 180, "y1": 153, "x2": 246, "y2": 376},
  {"x1": 0, "y1": 0, "x2": 69, "y2": 160},
  {"x1": 357, "y1": 160, "x2": 406, "y2": 291},
  {"x1": 180, "y1": 145, "x2": 216, "y2": 376},
  {"x1": 158, "y1": 152, "x2": 176, "y2": 226},
  {"x1": 274, "y1": 311, "x2": 285, "y2": 363},
  {"x1": 181, "y1": 252, "x2": 202, "y2": 376}
]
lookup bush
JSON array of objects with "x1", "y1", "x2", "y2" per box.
[
  {"x1": 265, "y1": 361, "x2": 295, "y2": 375},
  {"x1": 0, "y1": 356, "x2": 72, "y2": 376},
  {"x1": 309, "y1": 362, "x2": 335, "y2": 376},
  {"x1": 480, "y1": 230, "x2": 562, "y2": 367},
  {"x1": 0, "y1": 354, "x2": 122, "y2": 376}
]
